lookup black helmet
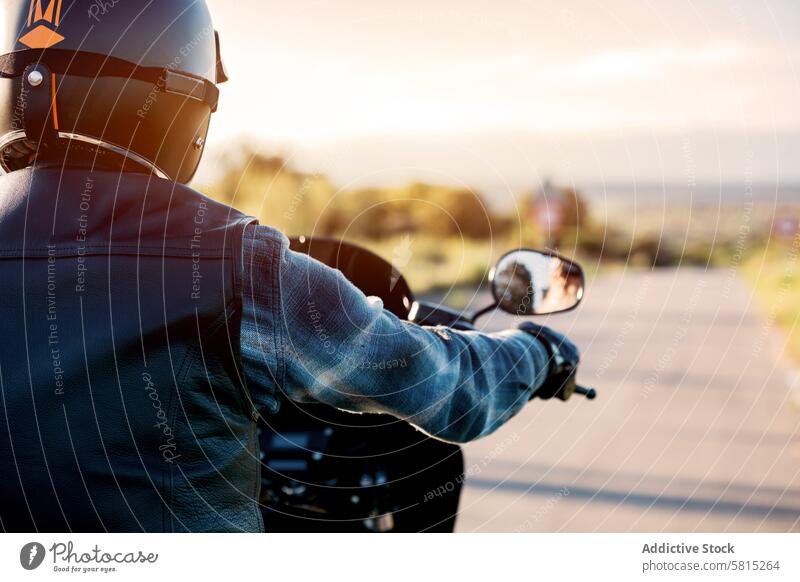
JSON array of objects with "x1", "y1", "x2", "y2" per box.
[{"x1": 0, "y1": 0, "x2": 228, "y2": 183}]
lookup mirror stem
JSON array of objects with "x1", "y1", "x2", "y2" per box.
[{"x1": 469, "y1": 303, "x2": 498, "y2": 324}]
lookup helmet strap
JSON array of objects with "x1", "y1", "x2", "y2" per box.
[{"x1": 21, "y1": 63, "x2": 59, "y2": 150}]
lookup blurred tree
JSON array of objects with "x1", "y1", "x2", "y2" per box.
[
  {"x1": 208, "y1": 149, "x2": 335, "y2": 235},
  {"x1": 209, "y1": 146, "x2": 505, "y2": 242}
]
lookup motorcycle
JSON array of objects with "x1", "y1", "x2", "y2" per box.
[{"x1": 257, "y1": 237, "x2": 596, "y2": 532}]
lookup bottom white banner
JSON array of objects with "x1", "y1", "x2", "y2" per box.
[{"x1": 0, "y1": 533, "x2": 797, "y2": 581}]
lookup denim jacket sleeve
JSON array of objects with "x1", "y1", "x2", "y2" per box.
[{"x1": 240, "y1": 225, "x2": 550, "y2": 444}]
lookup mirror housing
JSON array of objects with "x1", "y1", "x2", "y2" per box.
[{"x1": 490, "y1": 249, "x2": 584, "y2": 316}]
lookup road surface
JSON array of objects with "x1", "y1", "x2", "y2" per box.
[{"x1": 455, "y1": 268, "x2": 800, "y2": 532}]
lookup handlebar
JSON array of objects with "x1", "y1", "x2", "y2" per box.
[
  {"x1": 574, "y1": 385, "x2": 597, "y2": 400},
  {"x1": 408, "y1": 300, "x2": 476, "y2": 330}
]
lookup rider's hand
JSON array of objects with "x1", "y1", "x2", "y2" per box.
[{"x1": 518, "y1": 322, "x2": 580, "y2": 401}]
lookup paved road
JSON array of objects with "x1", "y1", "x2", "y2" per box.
[{"x1": 455, "y1": 268, "x2": 800, "y2": 532}]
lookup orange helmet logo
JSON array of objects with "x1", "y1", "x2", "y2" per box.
[{"x1": 19, "y1": 0, "x2": 65, "y2": 49}]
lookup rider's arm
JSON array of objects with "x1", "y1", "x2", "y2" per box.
[{"x1": 241, "y1": 226, "x2": 551, "y2": 444}]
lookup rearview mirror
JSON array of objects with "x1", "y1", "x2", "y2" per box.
[{"x1": 490, "y1": 250, "x2": 584, "y2": 316}]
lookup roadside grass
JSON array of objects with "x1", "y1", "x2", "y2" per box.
[{"x1": 742, "y1": 243, "x2": 800, "y2": 363}]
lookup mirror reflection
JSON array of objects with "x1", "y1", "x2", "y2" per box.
[{"x1": 492, "y1": 250, "x2": 584, "y2": 316}]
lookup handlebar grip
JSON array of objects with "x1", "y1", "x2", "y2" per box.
[{"x1": 574, "y1": 385, "x2": 597, "y2": 400}]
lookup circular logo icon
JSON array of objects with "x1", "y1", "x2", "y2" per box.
[{"x1": 20, "y1": 542, "x2": 46, "y2": 570}]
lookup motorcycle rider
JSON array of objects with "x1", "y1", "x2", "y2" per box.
[{"x1": 0, "y1": 0, "x2": 580, "y2": 532}]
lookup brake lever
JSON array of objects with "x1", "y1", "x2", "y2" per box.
[
  {"x1": 546, "y1": 371, "x2": 598, "y2": 402},
  {"x1": 574, "y1": 385, "x2": 597, "y2": 400}
]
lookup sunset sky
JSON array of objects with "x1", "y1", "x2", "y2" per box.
[{"x1": 200, "y1": 0, "x2": 800, "y2": 187}]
